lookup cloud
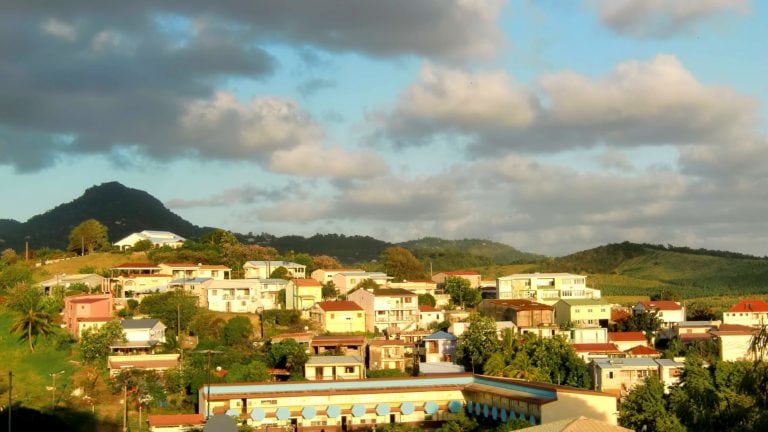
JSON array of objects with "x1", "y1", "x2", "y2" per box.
[
  {"x1": 165, "y1": 184, "x2": 302, "y2": 209},
  {"x1": 296, "y1": 78, "x2": 336, "y2": 98},
  {"x1": 589, "y1": 0, "x2": 751, "y2": 37},
  {"x1": 269, "y1": 143, "x2": 388, "y2": 178},
  {"x1": 376, "y1": 55, "x2": 757, "y2": 154},
  {"x1": 0, "y1": 0, "x2": 506, "y2": 173}
]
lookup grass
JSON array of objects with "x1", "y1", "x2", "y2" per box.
[
  {"x1": 0, "y1": 309, "x2": 77, "y2": 409},
  {"x1": 30, "y1": 252, "x2": 147, "y2": 283}
]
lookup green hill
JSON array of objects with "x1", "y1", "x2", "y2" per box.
[
  {"x1": 536, "y1": 242, "x2": 768, "y2": 298},
  {"x1": 398, "y1": 237, "x2": 545, "y2": 271}
]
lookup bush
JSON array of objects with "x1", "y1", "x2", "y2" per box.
[{"x1": 263, "y1": 309, "x2": 301, "y2": 326}]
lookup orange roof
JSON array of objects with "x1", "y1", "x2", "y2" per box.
[
  {"x1": 625, "y1": 345, "x2": 660, "y2": 355},
  {"x1": 714, "y1": 323, "x2": 759, "y2": 334},
  {"x1": 148, "y1": 414, "x2": 205, "y2": 427},
  {"x1": 419, "y1": 305, "x2": 440, "y2": 312},
  {"x1": 611, "y1": 308, "x2": 631, "y2": 322},
  {"x1": 572, "y1": 343, "x2": 622, "y2": 353},
  {"x1": 727, "y1": 299, "x2": 768, "y2": 313},
  {"x1": 293, "y1": 278, "x2": 321, "y2": 286},
  {"x1": 316, "y1": 300, "x2": 363, "y2": 311},
  {"x1": 638, "y1": 301, "x2": 682, "y2": 311},
  {"x1": 608, "y1": 332, "x2": 647, "y2": 342}
]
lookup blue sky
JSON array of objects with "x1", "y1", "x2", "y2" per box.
[{"x1": 2, "y1": 0, "x2": 767, "y2": 256}]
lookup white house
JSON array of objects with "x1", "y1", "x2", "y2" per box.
[
  {"x1": 418, "y1": 305, "x2": 445, "y2": 329},
  {"x1": 114, "y1": 230, "x2": 186, "y2": 250},
  {"x1": 722, "y1": 299, "x2": 768, "y2": 327},
  {"x1": 157, "y1": 263, "x2": 231, "y2": 280},
  {"x1": 496, "y1": 273, "x2": 600, "y2": 305},
  {"x1": 633, "y1": 301, "x2": 686, "y2": 328},
  {"x1": 347, "y1": 287, "x2": 419, "y2": 333},
  {"x1": 205, "y1": 279, "x2": 265, "y2": 313},
  {"x1": 111, "y1": 319, "x2": 166, "y2": 353},
  {"x1": 243, "y1": 261, "x2": 306, "y2": 279},
  {"x1": 332, "y1": 272, "x2": 391, "y2": 296},
  {"x1": 310, "y1": 268, "x2": 364, "y2": 285}
]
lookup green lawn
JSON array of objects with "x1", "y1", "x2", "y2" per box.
[{"x1": 0, "y1": 308, "x2": 77, "y2": 410}]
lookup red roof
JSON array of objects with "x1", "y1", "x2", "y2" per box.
[
  {"x1": 727, "y1": 299, "x2": 768, "y2": 313},
  {"x1": 608, "y1": 331, "x2": 647, "y2": 342},
  {"x1": 715, "y1": 323, "x2": 758, "y2": 334},
  {"x1": 419, "y1": 305, "x2": 440, "y2": 312},
  {"x1": 638, "y1": 301, "x2": 682, "y2": 311},
  {"x1": 679, "y1": 333, "x2": 715, "y2": 342},
  {"x1": 148, "y1": 414, "x2": 205, "y2": 427},
  {"x1": 572, "y1": 343, "x2": 623, "y2": 353},
  {"x1": 316, "y1": 300, "x2": 363, "y2": 311},
  {"x1": 611, "y1": 308, "x2": 631, "y2": 322},
  {"x1": 625, "y1": 345, "x2": 661, "y2": 356},
  {"x1": 293, "y1": 278, "x2": 321, "y2": 286}
]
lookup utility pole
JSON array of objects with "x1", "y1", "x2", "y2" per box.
[
  {"x1": 192, "y1": 349, "x2": 222, "y2": 418},
  {"x1": 122, "y1": 382, "x2": 128, "y2": 432},
  {"x1": 49, "y1": 370, "x2": 65, "y2": 409},
  {"x1": 8, "y1": 371, "x2": 12, "y2": 432}
]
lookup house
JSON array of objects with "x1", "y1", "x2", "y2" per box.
[
  {"x1": 108, "y1": 353, "x2": 180, "y2": 376},
  {"x1": 148, "y1": 414, "x2": 205, "y2": 432},
  {"x1": 553, "y1": 299, "x2": 611, "y2": 327},
  {"x1": 633, "y1": 301, "x2": 685, "y2": 328},
  {"x1": 310, "y1": 268, "x2": 364, "y2": 285},
  {"x1": 270, "y1": 332, "x2": 313, "y2": 351},
  {"x1": 285, "y1": 278, "x2": 323, "y2": 315},
  {"x1": 62, "y1": 293, "x2": 114, "y2": 338},
  {"x1": 332, "y1": 271, "x2": 391, "y2": 296},
  {"x1": 592, "y1": 358, "x2": 684, "y2": 396},
  {"x1": 675, "y1": 321, "x2": 719, "y2": 344},
  {"x1": 109, "y1": 262, "x2": 171, "y2": 298},
  {"x1": 310, "y1": 335, "x2": 366, "y2": 357},
  {"x1": 710, "y1": 323, "x2": 762, "y2": 362},
  {"x1": 348, "y1": 287, "x2": 419, "y2": 333},
  {"x1": 572, "y1": 343, "x2": 625, "y2": 362},
  {"x1": 39, "y1": 273, "x2": 106, "y2": 295},
  {"x1": 111, "y1": 319, "x2": 166, "y2": 354},
  {"x1": 569, "y1": 327, "x2": 608, "y2": 344},
  {"x1": 304, "y1": 355, "x2": 365, "y2": 381},
  {"x1": 205, "y1": 279, "x2": 264, "y2": 313},
  {"x1": 418, "y1": 305, "x2": 445, "y2": 329},
  {"x1": 114, "y1": 230, "x2": 186, "y2": 250},
  {"x1": 496, "y1": 273, "x2": 601, "y2": 305},
  {"x1": 722, "y1": 299, "x2": 768, "y2": 327},
  {"x1": 200, "y1": 375, "x2": 621, "y2": 430},
  {"x1": 477, "y1": 299, "x2": 554, "y2": 328},
  {"x1": 624, "y1": 345, "x2": 662, "y2": 359},
  {"x1": 388, "y1": 280, "x2": 439, "y2": 296},
  {"x1": 607, "y1": 332, "x2": 648, "y2": 352},
  {"x1": 157, "y1": 263, "x2": 231, "y2": 280},
  {"x1": 423, "y1": 331, "x2": 457, "y2": 363},
  {"x1": 432, "y1": 271, "x2": 482, "y2": 289},
  {"x1": 168, "y1": 277, "x2": 212, "y2": 306},
  {"x1": 309, "y1": 301, "x2": 366, "y2": 333},
  {"x1": 243, "y1": 261, "x2": 306, "y2": 279},
  {"x1": 368, "y1": 339, "x2": 407, "y2": 372}
]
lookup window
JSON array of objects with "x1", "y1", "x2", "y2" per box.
[
  {"x1": 344, "y1": 367, "x2": 355, "y2": 373},
  {"x1": 575, "y1": 309, "x2": 581, "y2": 313},
  {"x1": 261, "y1": 399, "x2": 277, "y2": 405},
  {"x1": 608, "y1": 372, "x2": 614, "y2": 379},
  {"x1": 587, "y1": 309, "x2": 593, "y2": 313},
  {"x1": 404, "y1": 297, "x2": 413, "y2": 303},
  {"x1": 357, "y1": 313, "x2": 362, "y2": 318},
  {"x1": 601, "y1": 308, "x2": 606, "y2": 312},
  {"x1": 212, "y1": 289, "x2": 218, "y2": 295},
  {"x1": 331, "y1": 314, "x2": 335, "y2": 319}
]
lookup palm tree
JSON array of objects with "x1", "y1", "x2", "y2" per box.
[{"x1": 11, "y1": 303, "x2": 52, "y2": 352}]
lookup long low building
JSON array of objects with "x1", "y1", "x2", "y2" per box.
[{"x1": 199, "y1": 374, "x2": 618, "y2": 431}]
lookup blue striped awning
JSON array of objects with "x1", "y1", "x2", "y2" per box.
[
  {"x1": 491, "y1": 406, "x2": 498, "y2": 420},
  {"x1": 401, "y1": 402, "x2": 415, "y2": 415},
  {"x1": 352, "y1": 404, "x2": 366, "y2": 417},
  {"x1": 225, "y1": 409, "x2": 239, "y2": 417},
  {"x1": 474, "y1": 402, "x2": 481, "y2": 416},
  {"x1": 251, "y1": 408, "x2": 265, "y2": 421},
  {"x1": 424, "y1": 401, "x2": 439, "y2": 415},
  {"x1": 500, "y1": 408, "x2": 507, "y2": 422},
  {"x1": 483, "y1": 404, "x2": 490, "y2": 418},
  {"x1": 448, "y1": 400, "x2": 463, "y2": 413},
  {"x1": 467, "y1": 400, "x2": 474, "y2": 412},
  {"x1": 326, "y1": 405, "x2": 341, "y2": 418},
  {"x1": 275, "y1": 407, "x2": 291, "y2": 420},
  {"x1": 376, "y1": 403, "x2": 390, "y2": 416},
  {"x1": 529, "y1": 414, "x2": 536, "y2": 425},
  {"x1": 302, "y1": 406, "x2": 316, "y2": 420}
]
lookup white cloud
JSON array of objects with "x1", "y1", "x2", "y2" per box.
[
  {"x1": 269, "y1": 144, "x2": 389, "y2": 178},
  {"x1": 41, "y1": 18, "x2": 78, "y2": 41},
  {"x1": 590, "y1": 0, "x2": 751, "y2": 37}
]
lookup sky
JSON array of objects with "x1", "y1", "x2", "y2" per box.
[{"x1": 1, "y1": 0, "x2": 767, "y2": 257}]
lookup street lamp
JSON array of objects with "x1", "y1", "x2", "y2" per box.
[
  {"x1": 48, "y1": 370, "x2": 65, "y2": 409},
  {"x1": 192, "y1": 349, "x2": 222, "y2": 418},
  {"x1": 257, "y1": 306, "x2": 265, "y2": 339}
]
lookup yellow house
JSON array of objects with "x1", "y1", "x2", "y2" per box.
[
  {"x1": 285, "y1": 278, "x2": 323, "y2": 316},
  {"x1": 553, "y1": 299, "x2": 611, "y2": 327},
  {"x1": 309, "y1": 301, "x2": 366, "y2": 333},
  {"x1": 305, "y1": 355, "x2": 365, "y2": 381}
]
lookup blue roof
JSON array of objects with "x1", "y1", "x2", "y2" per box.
[{"x1": 424, "y1": 331, "x2": 457, "y2": 341}]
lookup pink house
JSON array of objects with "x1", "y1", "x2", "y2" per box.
[{"x1": 63, "y1": 293, "x2": 114, "y2": 338}]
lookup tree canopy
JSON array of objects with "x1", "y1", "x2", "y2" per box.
[
  {"x1": 67, "y1": 219, "x2": 110, "y2": 254},
  {"x1": 380, "y1": 246, "x2": 424, "y2": 281}
]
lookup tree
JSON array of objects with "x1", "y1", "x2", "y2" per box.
[
  {"x1": 418, "y1": 293, "x2": 437, "y2": 307},
  {"x1": 266, "y1": 339, "x2": 308, "y2": 376},
  {"x1": 80, "y1": 319, "x2": 126, "y2": 364},
  {"x1": 313, "y1": 255, "x2": 342, "y2": 271},
  {"x1": 226, "y1": 359, "x2": 270, "y2": 383},
  {"x1": 321, "y1": 282, "x2": 339, "y2": 299},
  {"x1": 8, "y1": 285, "x2": 52, "y2": 352},
  {"x1": 67, "y1": 219, "x2": 109, "y2": 254},
  {"x1": 223, "y1": 316, "x2": 254, "y2": 346},
  {"x1": 354, "y1": 278, "x2": 380, "y2": 291},
  {"x1": 138, "y1": 291, "x2": 200, "y2": 332},
  {"x1": 200, "y1": 229, "x2": 240, "y2": 247},
  {"x1": 620, "y1": 376, "x2": 684, "y2": 432},
  {"x1": 380, "y1": 247, "x2": 424, "y2": 281},
  {"x1": 445, "y1": 276, "x2": 481, "y2": 309},
  {"x1": 0, "y1": 262, "x2": 33, "y2": 292},
  {"x1": 270, "y1": 266, "x2": 290, "y2": 280},
  {"x1": 456, "y1": 313, "x2": 499, "y2": 373},
  {"x1": 132, "y1": 239, "x2": 153, "y2": 252}
]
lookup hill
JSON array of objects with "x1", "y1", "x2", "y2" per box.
[
  {"x1": 536, "y1": 241, "x2": 768, "y2": 298},
  {"x1": 399, "y1": 237, "x2": 545, "y2": 271},
  {"x1": 0, "y1": 182, "x2": 208, "y2": 252},
  {"x1": 250, "y1": 233, "x2": 391, "y2": 263}
]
